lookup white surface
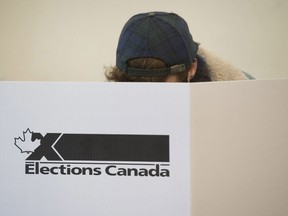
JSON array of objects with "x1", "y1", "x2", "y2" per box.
[
  {"x1": 0, "y1": 82, "x2": 191, "y2": 216},
  {"x1": 191, "y1": 79, "x2": 288, "y2": 216},
  {"x1": 1, "y1": 79, "x2": 288, "y2": 216}
]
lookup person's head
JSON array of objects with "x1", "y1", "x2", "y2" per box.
[{"x1": 106, "y1": 11, "x2": 206, "y2": 82}]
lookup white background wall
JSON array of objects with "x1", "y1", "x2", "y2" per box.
[{"x1": 0, "y1": 0, "x2": 288, "y2": 81}]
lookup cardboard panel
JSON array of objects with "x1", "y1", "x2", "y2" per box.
[
  {"x1": 191, "y1": 79, "x2": 288, "y2": 216},
  {"x1": 1, "y1": 79, "x2": 288, "y2": 216},
  {"x1": 0, "y1": 82, "x2": 191, "y2": 216}
]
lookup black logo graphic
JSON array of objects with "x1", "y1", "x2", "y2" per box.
[
  {"x1": 15, "y1": 129, "x2": 169, "y2": 162},
  {"x1": 15, "y1": 129, "x2": 170, "y2": 177}
]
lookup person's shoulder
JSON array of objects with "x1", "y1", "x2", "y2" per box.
[
  {"x1": 242, "y1": 71, "x2": 255, "y2": 80},
  {"x1": 198, "y1": 47, "x2": 253, "y2": 81}
]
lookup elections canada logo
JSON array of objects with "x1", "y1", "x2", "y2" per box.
[{"x1": 14, "y1": 129, "x2": 170, "y2": 177}]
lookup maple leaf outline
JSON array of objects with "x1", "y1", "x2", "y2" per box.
[{"x1": 14, "y1": 128, "x2": 41, "y2": 154}]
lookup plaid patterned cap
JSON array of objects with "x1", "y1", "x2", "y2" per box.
[{"x1": 116, "y1": 12, "x2": 199, "y2": 76}]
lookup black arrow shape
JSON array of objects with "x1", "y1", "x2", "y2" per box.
[{"x1": 54, "y1": 134, "x2": 169, "y2": 162}]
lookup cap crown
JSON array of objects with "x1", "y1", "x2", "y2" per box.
[{"x1": 116, "y1": 12, "x2": 198, "y2": 76}]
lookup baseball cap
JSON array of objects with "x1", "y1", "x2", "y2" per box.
[{"x1": 116, "y1": 12, "x2": 199, "y2": 76}]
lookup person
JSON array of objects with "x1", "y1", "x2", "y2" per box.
[{"x1": 105, "y1": 11, "x2": 254, "y2": 82}]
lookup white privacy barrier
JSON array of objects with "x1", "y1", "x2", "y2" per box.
[{"x1": 0, "y1": 79, "x2": 288, "y2": 216}]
